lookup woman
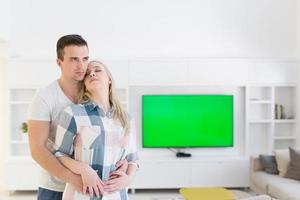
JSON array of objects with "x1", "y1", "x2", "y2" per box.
[{"x1": 53, "y1": 60, "x2": 139, "y2": 200}]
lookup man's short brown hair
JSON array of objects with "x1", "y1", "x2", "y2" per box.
[{"x1": 56, "y1": 34, "x2": 88, "y2": 61}]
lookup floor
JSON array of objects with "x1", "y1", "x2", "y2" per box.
[{"x1": 0, "y1": 189, "x2": 254, "y2": 200}]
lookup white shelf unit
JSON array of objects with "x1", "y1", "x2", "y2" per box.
[
  {"x1": 246, "y1": 85, "x2": 297, "y2": 156},
  {"x1": 274, "y1": 86, "x2": 297, "y2": 150},
  {"x1": 8, "y1": 87, "x2": 127, "y2": 158},
  {"x1": 4, "y1": 87, "x2": 40, "y2": 191},
  {"x1": 5, "y1": 86, "x2": 128, "y2": 191},
  {"x1": 9, "y1": 88, "x2": 37, "y2": 157}
]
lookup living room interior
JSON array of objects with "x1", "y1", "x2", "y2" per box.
[{"x1": 1, "y1": 0, "x2": 300, "y2": 200}]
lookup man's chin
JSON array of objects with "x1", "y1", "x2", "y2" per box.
[{"x1": 74, "y1": 76, "x2": 85, "y2": 81}]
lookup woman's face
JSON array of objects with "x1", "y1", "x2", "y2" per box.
[{"x1": 84, "y1": 62, "x2": 111, "y2": 93}]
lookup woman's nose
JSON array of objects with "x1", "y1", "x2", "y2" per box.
[{"x1": 89, "y1": 72, "x2": 96, "y2": 77}]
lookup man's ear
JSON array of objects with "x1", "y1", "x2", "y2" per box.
[{"x1": 56, "y1": 58, "x2": 62, "y2": 67}]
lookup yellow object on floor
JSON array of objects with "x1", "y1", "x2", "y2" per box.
[{"x1": 180, "y1": 187, "x2": 236, "y2": 200}]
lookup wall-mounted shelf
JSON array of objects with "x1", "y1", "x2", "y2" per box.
[{"x1": 246, "y1": 85, "x2": 297, "y2": 155}]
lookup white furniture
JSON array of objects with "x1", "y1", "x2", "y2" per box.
[
  {"x1": 250, "y1": 156, "x2": 300, "y2": 200},
  {"x1": 132, "y1": 156, "x2": 249, "y2": 189},
  {"x1": 9, "y1": 88, "x2": 37, "y2": 156},
  {"x1": 3, "y1": 87, "x2": 40, "y2": 190},
  {"x1": 1, "y1": 58, "x2": 298, "y2": 191},
  {"x1": 3, "y1": 86, "x2": 128, "y2": 190},
  {"x1": 245, "y1": 85, "x2": 297, "y2": 156}
]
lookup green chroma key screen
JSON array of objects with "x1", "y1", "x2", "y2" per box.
[{"x1": 142, "y1": 95, "x2": 233, "y2": 147}]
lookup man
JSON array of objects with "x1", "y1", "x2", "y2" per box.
[{"x1": 28, "y1": 34, "x2": 90, "y2": 199}]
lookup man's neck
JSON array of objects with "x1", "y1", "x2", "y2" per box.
[{"x1": 58, "y1": 77, "x2": 82, "y2": 103}]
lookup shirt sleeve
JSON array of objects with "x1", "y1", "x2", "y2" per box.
[
  {"x1": 125, "y1": 118, "x2": 139, "y2": 168},
  {"x1": 27, "y1": 91, "x2": 51, "y2": 121},
  {"x1": 52, "y1": 107, "x2": 77, "y2": 158}
]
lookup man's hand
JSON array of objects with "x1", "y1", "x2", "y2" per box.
[
  {"x1": 81, "y1": 165, "x2": 104, "y2": 197},
  {"x1": 68, "y1": 173, "x2": 84, "y2": 193},
  {"x1": 103, "y1": 171, "x2": 131, "y2": 193}
]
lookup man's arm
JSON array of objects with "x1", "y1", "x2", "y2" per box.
[
  {"x1": 28, "y1": 120, "x2": 83, "y2": 192},
  {"x1": 57, "y1": 156, "x2": 104, "y2": 197}
]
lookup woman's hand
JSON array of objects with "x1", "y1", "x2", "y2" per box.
[
  {"x1": 109, "y1": 159, "x2": 128, "y2": 179},
  {"x1": 103, "y1": 171, "x2": 131, "y2": 193},
  {"x1": 115, "y1": 159, "x2": 128, "y2": 172},
  {"x1": 80, "y1": 164, "x2": 104, "y2": 197}
]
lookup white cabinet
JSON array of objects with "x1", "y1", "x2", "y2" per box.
[
  {"x1": 132, "y1": 160, "x2": 189, "y2": 188},
  {"x1": 245, "y1": 85, "x2": 297, "y2": 156},
  {"x1": 131, "y1": 157, "x2": 249, "y2": 189}
]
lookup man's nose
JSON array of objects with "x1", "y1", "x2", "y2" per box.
[{"x1": 78, "y1": 60, "x2": 86, "y2": 69}]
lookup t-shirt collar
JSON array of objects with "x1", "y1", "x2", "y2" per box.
[{"x1": 86, "y1": 100, "x2": 115, "y2": 118}]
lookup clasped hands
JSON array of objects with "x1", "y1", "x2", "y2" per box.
[{"x1": 81, "y1": 160, "x2": 130, "y2": 198}]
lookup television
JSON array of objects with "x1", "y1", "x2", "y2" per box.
[{"x1": 142, "y1": 95, "x2": 233, "y2": 148}]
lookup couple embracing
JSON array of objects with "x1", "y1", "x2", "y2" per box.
[{"x1": 28, "y1": 34, "x2": 138, "y2": 200}]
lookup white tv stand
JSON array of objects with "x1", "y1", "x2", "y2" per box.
[{"x1": 131, "y1": 155, "x2": 249, "y2": 189}]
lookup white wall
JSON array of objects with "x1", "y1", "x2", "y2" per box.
[
  {"x1": 0, "y1": 58, "x2": 9, "y2": 188},
  {"x1": 0, "y1": 0, "x2": 11, "y2": 42},
  {"x1": 8, "y1": 0, "x2": 296, "y2": 59},
  {"x1": 297, "y1": 0, "x2": 300, "y2": 146}
]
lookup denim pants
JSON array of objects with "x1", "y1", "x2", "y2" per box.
[{"x1": 37, "y1": 187, "x2": 63, "y2": 200}]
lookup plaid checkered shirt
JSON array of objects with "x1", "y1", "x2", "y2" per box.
[{"x1": 53, "y1": 101, "x2": 139, "y2": 200}]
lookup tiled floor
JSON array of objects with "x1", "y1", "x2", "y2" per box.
[{"x1": 0, "y1": 189, "x2": 253, "y2": 200}]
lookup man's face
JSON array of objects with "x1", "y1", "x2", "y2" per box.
[{"x1": 57, "y1": 45, "x2": 89, "y2": 81}]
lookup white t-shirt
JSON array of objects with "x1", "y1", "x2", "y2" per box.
[{"x1": 27, "y1": 80, "x2": 74, "y2": 192}]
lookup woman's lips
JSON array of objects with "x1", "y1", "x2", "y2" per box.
[{"x1": 89, "y1": 77, "x2": 98, "y2": 82}]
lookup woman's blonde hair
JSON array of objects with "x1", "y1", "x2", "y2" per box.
[{"x1": 78, "y1": 60, "x2": 130, "y2": 135}]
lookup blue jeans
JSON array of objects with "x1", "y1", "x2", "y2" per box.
[{"x1": 37, "y1": 187, "x2": 63, "y2": 200}]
